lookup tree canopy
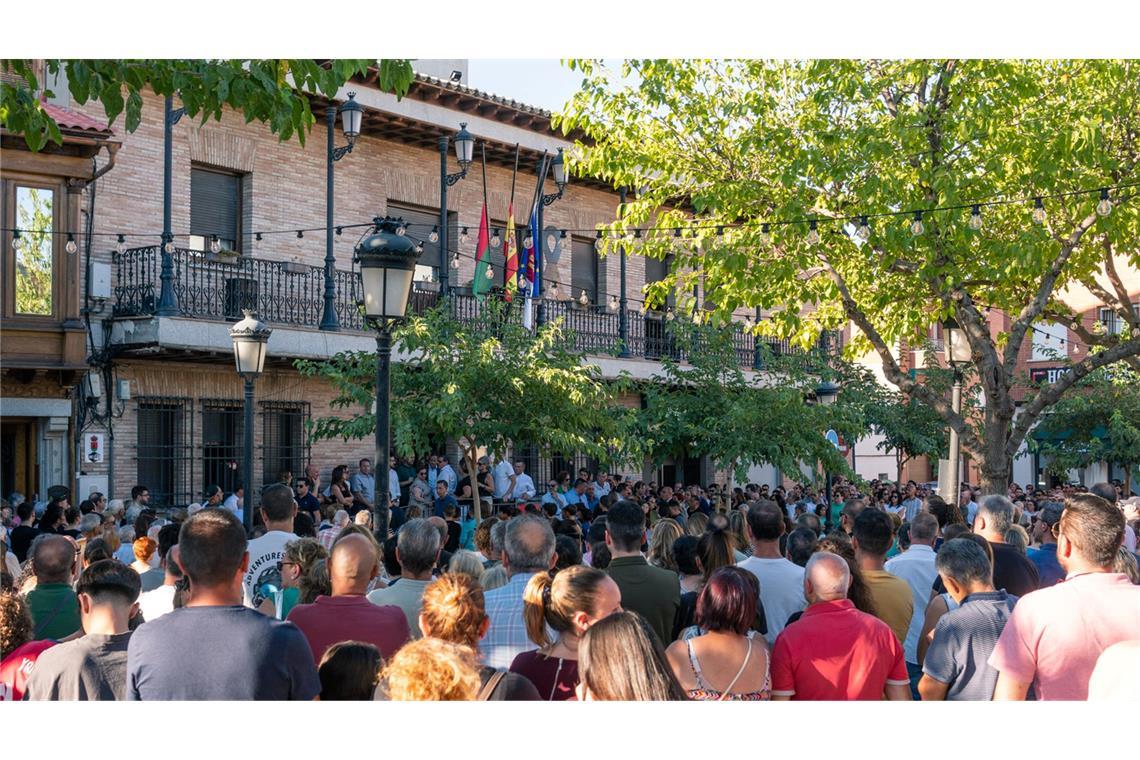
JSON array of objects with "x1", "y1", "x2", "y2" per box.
[
  {"x1": 1, "y1": 59, "x2": 414, "y2": 151},
  {"x1": 556, "y1": 59, "x2": 1140, "y2": 492},
  {"x1": 297, "y1": 299, "x2": 639, "y2": 519}
]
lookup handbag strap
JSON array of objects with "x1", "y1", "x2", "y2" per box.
[
  {"x1": 32, "y1": 591, "x2": 72, "y2": 639},
  {"x1": 478, "y1": 668, "x2": 508, "y2": 701}
]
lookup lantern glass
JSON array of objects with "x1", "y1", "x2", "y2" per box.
[
  {"x1": 341, "y1": 94, "x2": 363, "y2": 141},
  {"x1": 454, "y1": 123, "x2": 475, "y2": 168},
  {"x1": 944, "y1": 319, "x2": 971, "y2": 365},
  {"x1": 815, "y1": 381, "x2": 840, "y2": 406},
  {"x1": 229, "y1": 311, "x2": 271, "y2": 376},
  {"x1": 361, "y1": 265, "x2": 415, "y2": 320},
  {"x1": 552, "y1": 149, "x2": 567, "y2": 187}
]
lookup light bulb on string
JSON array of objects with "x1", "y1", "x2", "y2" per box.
[
  {"x1": 856, "y1": 216, "x2": 871, "y2": 241},
  {"x1": 673, "y1": 227, "x2": 683, "y2": 249},
  {"x1": 632, "y1": 229, "x2": 642, "y2": 247},
  {"x1": 715, "y1": 225, "x2": 725, "y2": 242},
  {"x1": 210, "y1": 235, "x2": 221, "y2": 254},
  {"x1": 116, "y1": 234, "x2": 127, "y2": 254},
  {"x1": 12, "y1": 229, "x2": 22, "y2": 249},
  {"x1": 968, "y1": 205, "x2": 983, "y2": 231},
  {"x1": 910, "y1": 211, "x2": 925, "y2": 237},
  {"x1": 1096, "y1": 189, "x2": 1113, "y2": 217},
  {"x1": 297, "y1": 230, "x2": 304, "y2": 239},
  {"x1": 608, "y1": 295, "x2": 619, "y2": 312},
  {"x1": 336, "y1": 227, "x2": 343, "y2": 237},
  {"x1": 163, "y1": 239, "x2": 175, "y2": 255},
  {"x1": 395, "y1": 223, "x2": 406, "y2": 236},
  {"x1": 255, "y1": 232, "x2": 263, "y2": 243},
  {"x1": 759, "y1": 223, "x2": 771, "y2": 246},
  {"x1": 451, "y1": 254, "x2": 460, "y2": 269},
  {"x1": 523, "y1": 234, "x2": 534, "y2": 250},
  {"x1": 743, "y1": 316, "x2": 754, "y2": 330},
  {"x1": 490, "y1": 229, "x2": 501, "y2": 249},
  {"x1": 579, "y1": 290, "x2": 589, "y2": 306},
  {"x1": 595, "y1": 230, "x2": 604, "y2": 251},
  {"x1": 805, "y1": 220, "x2": 820, "y2": 245},
  {"x1": 484, "y1": 264, "x2": 494, "y2": 279},
  {"x1": 429, "y1": 226, "x2": 439, "y2": 243},
  {"x1": 665, "y1": 308, "x2": 675, "y2": 322},
  {"x1": 65, "y1": 234, "x2": 77, "y2": 254},
  {"x1": 1032, "y1": 197, "x2": 1046, "y2": 224},
  {"x1": 460, "y1": 227, "x2": 470, "y2": 245},
  {"x1": 549, "y1": 283, "x2": 559, "y2": 298},
  {"x1": 414, "y1": 241, "x2": 424, "y2": 255}
]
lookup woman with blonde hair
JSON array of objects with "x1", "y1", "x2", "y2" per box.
[
  {"x1": 419, "y1": 573, "x2": 540, "y2": 700},
  {"x1": 259, "y1": 537, "x2": 327, "y2": 619},
  {"x1": 726, "y1": 510, "x2": 750, "y2": 555},
  {"x1": 576, "y1": 610, "x2": 687, "y2": 701},
  {"x1": 647, "y1": 518, "x2": 683, "y2": 572},
  {"x1": 685, "y1": 512, "x2": 709, "y2": 537},
  {"x1": 380, "y1": 638, "x2": 481, "y2": 701},
  {"x1": 447, "y1": 550, "x2": 485, "y2": 584},
  {"x1": 509, "y1": 565, "x2": 622, "y2": 700}
]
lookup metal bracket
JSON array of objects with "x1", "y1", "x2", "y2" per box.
[
  {"x1": 332, "y1": 143, "x2": 354, "y2": 162},
  {"x1": 168, "y1": 107, "x2": 186, "y2": 126},
  {"x1": 445, "y1": 169, "x2": 467, "y2": 187}
]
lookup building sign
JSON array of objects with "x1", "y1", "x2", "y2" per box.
[
  {"x1": 1030, "y1": 366, "x2": 1070, "y2": 385},
  {"x1": 86, "y1": 433, "x2": 104, "y2": 463}
]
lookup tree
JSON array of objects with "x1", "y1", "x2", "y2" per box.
[
  {"x1": 556, "y1": 59, "x2": 1140, "y2": 494},
  {"x1": 297, "y1": 299, "x2": 639, "y2": 520},
  {"x1": 1032, "y1": 365, "x2": 1140, "y2": 494},
  {"x1": 13, "y1": 187, "x2": 54, "y2": 315},
  {"x1": 842, "y1": 360, "x2": 950, "y2": 484},
  {"x1": 638, "y1": 321, "x2": 859, "y2": 484},
  {"x1": 1, "y1": 59, "x2": 414, "y2": 151}
]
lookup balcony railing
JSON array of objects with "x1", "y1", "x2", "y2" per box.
[{"x1": 112, "y1": 247, "x2": 840, "y2": 367}]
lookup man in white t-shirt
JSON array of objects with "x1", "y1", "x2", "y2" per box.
[
  {"x1": 493, "y1": 458, "x2": 514, "y2": 500},
  {"x1": 508, "y1": 462, "x2": 536, "y2": 501},
  {"x1": 737, "y1": 499, "x2": 806, "y2": 644},
  {"x1": 139, "y1": 545, "x2": 182, "y2": 624},
  {"x1": 241, "y1": 483, "x2": 298, "y2": 609},
  {"x1": 884, "y1": 512, "x2": 940, "y2": 696},
  {"x1": 222, "y1": 486, "x2": 244, "y2": 521}
]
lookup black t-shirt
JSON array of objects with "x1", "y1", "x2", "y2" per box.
[
  {"x1": 990, "y1": 542, "x2": 1040, "y2": 598},
  {"x1": 478, "y1": 666, "x2": 541, "y2": 701},
  {"x1": 444, "y1": 521, "x2": 461, "y2": 553},
  {"x1": 297, "y1": 493, "x2": 321, "y2": 522},
  {"x1": 10, "y1": 525, "x2": 39, "y2": 563}
]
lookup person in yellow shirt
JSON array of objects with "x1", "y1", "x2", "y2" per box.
[{"x1": 852, "y1": 509, "x2": 913, "y2": 645}]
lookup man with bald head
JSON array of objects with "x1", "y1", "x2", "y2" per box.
[
  {"x1": 26, "y1": 534, "x2": 82, "y2": 639},
  {"x1": 287, "y1": 533, "x2": 409, "y2": 664},
  {"x1": 771, "y1": 551, "x2": 911, "y2": 700}
]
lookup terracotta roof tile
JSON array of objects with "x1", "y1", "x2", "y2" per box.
[{"x1": 40, "y1": 101, "x2": 115, "y2": 136}]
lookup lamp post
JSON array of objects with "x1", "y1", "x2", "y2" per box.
[
  {"x1": 941, "y1": 317, "x2": 971, "y2": 504},
  {"x1": 617, "y1": 186, "x2": 630, "y2": 357},
  {"x1": 815, "y1": 380, "x2": 840, "y2": 531},
  {"x1": 320, "y1": 92, "x2": 363, "y2": 332},
  {"x1": 157, "y1": 95, "x2": 186, "y2": 316},
  {"x1": 535, "y1": 148, "x2": 569, "y2": 327},
  {"x1": 438, "y1": 123, "x2": 475, "y2": 293},
  {"x1": 230, "y1": 311, "x2": 272, "y2": 533},
  {"x1": 356, "y1": 217, "x2": 419, "y2": 540}
]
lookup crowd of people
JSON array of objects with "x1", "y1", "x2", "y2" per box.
[{"x1": 1, "y1": 459, "x2": 1138, "y2": 701}]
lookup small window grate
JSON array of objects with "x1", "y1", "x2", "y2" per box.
[{"x1": 136, "y1": 396, "x2": 194, "y2": 509}]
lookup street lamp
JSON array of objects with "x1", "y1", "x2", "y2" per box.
[
  {"x1": 942, "y1": 316, "x2": 970, "y2": 503},
  {"x1": 438, "y1": 123, "x2": 475, "y2": 293},
  {"x1": 321, "y1": 92, "x2": 364, "y2": 332},
  {"x1": 814, "y1": 380, "x2": 840, "y2": 531},
  {"x1": 230, "y1": 310, "x2": 272, "y2": 533},
  {"x1": 356, "y1": 217, "x2": 419, "y2": 540},
  {"x1": 157, "y1": 95, "x2": 187, "y2": 316}
]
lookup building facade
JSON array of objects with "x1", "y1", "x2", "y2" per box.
[{"x1": 3, "y1": 63, "x2": 837, "y2": 509}]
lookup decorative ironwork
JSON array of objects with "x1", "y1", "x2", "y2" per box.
[{"x1": 113, "y1": 246, "x2": 841, "y2": 368}]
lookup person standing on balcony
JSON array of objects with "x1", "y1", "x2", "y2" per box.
[{"x1": 350, "y1": 459, "x2": 376, "y2": 517}]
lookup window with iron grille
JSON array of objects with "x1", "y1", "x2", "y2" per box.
[
  {"x1": 201, "y1": 399, "x2": 244, "y2": 498},
  {"x1": 261, "y1": 402, "x2": 310, "y2": 488},
  {"x1": 136, "y1": 397, "x2": 194, "y2": 509}
]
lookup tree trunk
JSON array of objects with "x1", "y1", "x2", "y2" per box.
[
  {"x1": 465, "y1": 444, "x2": 483, "y2": 522},
  {"x1": 978, "y1": 433, "x2": 1013, "y2": 495}
]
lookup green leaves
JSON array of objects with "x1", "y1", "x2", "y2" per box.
[{"x1": 1, "y1": 59, "x2": 415, "y2": 151}]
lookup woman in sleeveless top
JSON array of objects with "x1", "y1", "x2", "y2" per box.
[{"x1": 665, "y1": 567, "x2": 771, "y2": 701}]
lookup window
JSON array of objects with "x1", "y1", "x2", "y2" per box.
[
  {"x1": 1099, "y1": 307, "x2": 1121, "y2": 335},
  {"x1": 44, "y1": 66, "x2": 70, "y2": 108},
  {"x1": 570, "y1": 236, "x2": 598, "y2": 304},
  {"x1": 10, "y1": 185, "x2": 56, "y2": 316},
  {"x1": 190, "y1": 167, "x2": 243, "y2": 253},
  {"x1": 1031, "y1": 322, "x2": 1067, "y2": 361},
  {"x1": 261, "y1": 402, "x2": 310, "y2": 488},
  {"x1": 201, "y1": 400, "x2": 244, "y2": 496},
  {"x1": 136, "y1": 397, "x2": 194, "y2": 509},
  {"x1": 388, "y1": 202, "x2": 457, "y2": 284}
]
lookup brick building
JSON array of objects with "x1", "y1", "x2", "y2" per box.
[{"x1": 2, "y1": 62, "x2": 836, "y2": 509}]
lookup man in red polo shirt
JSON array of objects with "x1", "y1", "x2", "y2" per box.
[
  {"x1": 770, "y1": 551, "x2": 911, "y2": 701},
  {"x1": 286, "y1": 534, "x2": 409, "y2": 664}
]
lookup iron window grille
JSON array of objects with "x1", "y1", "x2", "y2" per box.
[
  {"x1": 136, "y1": 397, "x2": 194, "y2": 509},
  {"x1": 200, "y1": 399, "x2": 244, "y2": 499},
  {"x1": 260, "y1": 401, "x2": 311, "y2": 488}
]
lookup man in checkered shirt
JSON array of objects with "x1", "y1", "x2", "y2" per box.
[{"x1": 481, "y1": 514, "x2": 556, "y2": 669}]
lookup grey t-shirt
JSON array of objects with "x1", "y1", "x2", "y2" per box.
[
  {"x1": 922, "y1": 590, "x2": 1018, "y2": 701},
  {"x1": 23, "y1": 632, "x2": 133, "y2": 701},
  {"x1": 126, "y1": 605, "x2": 320, "y2": 700},
  {"x1": 138, "y1": 567, "x2": 165, "y2": 593}
]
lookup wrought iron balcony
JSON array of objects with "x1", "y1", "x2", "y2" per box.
[{"x1": 112, "y1": 246, "x2": 840, "y2": 367}]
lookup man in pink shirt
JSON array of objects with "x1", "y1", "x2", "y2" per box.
[
  {"x1": 990, "y1": 494, "x2": 1140, "y2": 700},
  {"x1": 287, "y1": 534, "x2": 409, "y2": 665}
]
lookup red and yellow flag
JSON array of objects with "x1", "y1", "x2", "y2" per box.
[{"x1": 504, "y1": 203, "x2": 518, "y2": 302}]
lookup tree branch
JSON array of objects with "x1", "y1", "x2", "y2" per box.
[
  {"x1": 1007, "y1": 336, "x2": 1140, "y2": 457},
  {"x1": 1101, "y1": 237, "x2": 1140, "y2": 330}
]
